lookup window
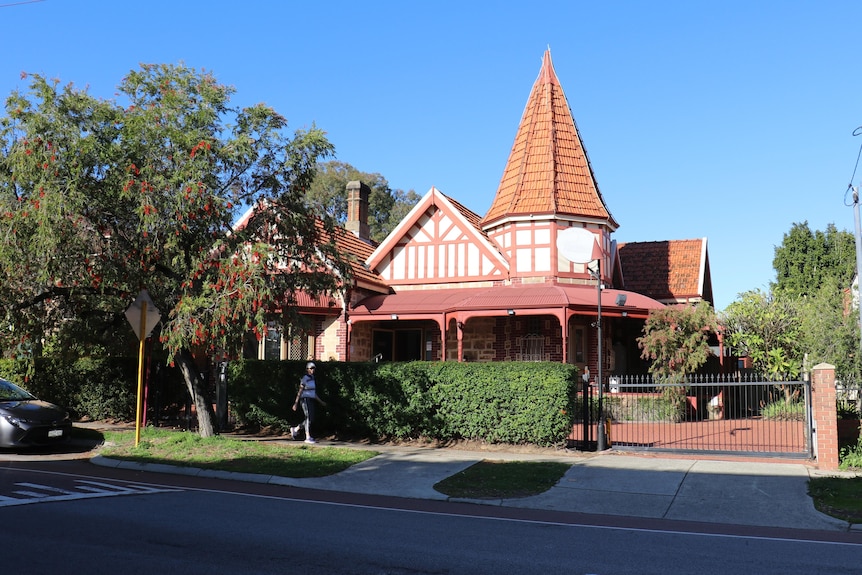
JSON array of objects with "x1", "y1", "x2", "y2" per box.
[
  {"x1": 252, "y1": 322, "x2": 314, "y2": 360},
  {"x1": 519, "y1": 334, "x2": 545, "y2": 361}
]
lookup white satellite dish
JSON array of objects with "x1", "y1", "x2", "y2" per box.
[{"x1": 556, "y1": 227, "x2": 598, "y2": 264}]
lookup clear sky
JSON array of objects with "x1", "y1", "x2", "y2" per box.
[{"x1": 3, "y1": 0, "x2": 862, "y2": 311}]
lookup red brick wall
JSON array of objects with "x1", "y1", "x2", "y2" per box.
[{"x1": 811, "y1": 364, "x2": 838, "y2": 470}]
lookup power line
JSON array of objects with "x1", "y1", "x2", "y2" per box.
[{"x1": 0, "y1": 0, "x2": 45, "y2": 8}]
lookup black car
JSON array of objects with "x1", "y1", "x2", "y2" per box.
[{"x1": 0, "y1": 378, "x2": 72, "y2": 448}]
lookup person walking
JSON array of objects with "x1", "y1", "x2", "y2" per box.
[{"x1": 291, "y1": 362, "x2": 326, "y2": 444}]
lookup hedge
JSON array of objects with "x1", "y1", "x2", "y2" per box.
[
  {"x1": 0, "y1": 357, "x2": 581, "y2": 447},
  {"x1": 228, "y1": 360, "x2": 580, "y2": 446}
]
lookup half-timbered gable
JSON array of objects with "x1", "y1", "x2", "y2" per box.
[{"x1": 366, "y1": 187, "x2": 509, "y2": 288}]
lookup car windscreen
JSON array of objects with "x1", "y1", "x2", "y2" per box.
[{"x1": 0, "y1": 378, "x2": 36, "y2": 401}]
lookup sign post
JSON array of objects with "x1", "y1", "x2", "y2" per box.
[{"x1": 125, "y1": 290, "x2": 162, "y2": 446}]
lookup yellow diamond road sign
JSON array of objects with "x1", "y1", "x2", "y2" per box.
[{"x1": 125, "y1": 289, "x2": 162, "y2": 340}]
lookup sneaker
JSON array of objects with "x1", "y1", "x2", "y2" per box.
[
  {"x1": 290, "y1": 426, "x2": 299, "y2": 440},
  {"x1": 304, "y1": 437, "x2": 317, "y2": 444}
]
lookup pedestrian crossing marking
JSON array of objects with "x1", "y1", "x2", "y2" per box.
[{"x1": 0, "y1": 480, "x2": 182, "y2": 507}]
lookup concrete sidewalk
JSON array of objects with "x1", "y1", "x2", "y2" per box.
[{"x1": 91, "y1": 438, "x2": 859, "y2": 532}]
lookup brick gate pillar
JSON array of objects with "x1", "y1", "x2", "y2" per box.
[{"x1": 811, "y1": 363, "x2": 838, "y2": 470}]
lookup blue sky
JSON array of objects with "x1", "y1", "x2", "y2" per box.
[{"x1": 3, "y1": 0, "x2": 862, "y2": 311}]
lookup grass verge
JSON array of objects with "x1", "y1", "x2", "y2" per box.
[
  {"x1": 99, "y1": 428, "x2": 377, "y2": 478},
  {"x1": 434, "y1": 460, "x2": 571, "y2": 499},
  {"x1": 94, "y1": 427, "x2": 862, "y2": 519},
  {"x1": 807, "y1": 476, "x2": 862, "y2": 524}
]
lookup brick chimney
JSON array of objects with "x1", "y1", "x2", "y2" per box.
[{"x1": 345, "y1": 180, "x2": 371, "y2": 242}]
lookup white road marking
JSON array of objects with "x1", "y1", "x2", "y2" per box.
[{"x1": 0, "y1": 479, "x2": 183, "y2": 507}]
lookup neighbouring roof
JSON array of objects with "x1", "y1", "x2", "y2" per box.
[
  {"x1": 618, "y1": 238, "x2": 713, "y2": 305},
  {"x1": 481, "y1": 49, "x2": 617, "y2": 230},
  {"x1": 325, "y1": 223, "x2": 390, "y2": 292}
]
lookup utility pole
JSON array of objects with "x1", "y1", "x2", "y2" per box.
[
  {"x1": 589, "y1": 259, "x2": 608, "y2": 452},
  {"x1": 853, "y1": 187, "x2": 862, "y2": 353}
]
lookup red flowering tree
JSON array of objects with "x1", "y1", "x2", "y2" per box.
[
  {"x1": 637, "y1": 301, "x2": 720, "y2": 381},
  {"x1": 0, "y1": 64, "x2": 352, "y2": 436}
]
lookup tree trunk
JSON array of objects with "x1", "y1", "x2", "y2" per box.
[{"x1": 174, "y1": 348, "x2": 216, "y2": 437}]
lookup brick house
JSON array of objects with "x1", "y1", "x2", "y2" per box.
[{"x1": 248, "y1": 49, "x2": 714, "y2": 380}]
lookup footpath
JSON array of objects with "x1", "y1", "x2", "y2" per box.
[{"x1": 84, "y1": 427, "x2": 861, "y2": 533}]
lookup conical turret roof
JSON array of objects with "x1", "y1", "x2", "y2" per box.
[{"x1": 481, "y1": 49, "x2": 617, "y2": 230}]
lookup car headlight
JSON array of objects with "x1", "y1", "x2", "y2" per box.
[{"x1": 3, "y1": 414, "x2": 24, "y2": 428}]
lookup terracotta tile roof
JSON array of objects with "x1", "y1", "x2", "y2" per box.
[
  {"x1": 618, "y1": 238, "x2": 712, "y2": 304},
  {"x1": 441, "y1": 191, "x2": 497, "y2": 245},
  {"x1": 318, "y1": 221, "x2": 390, "y2": 292},
  {"x1": 234, "y1": 203, "x2": 389, "y2": 293},
  {"x1": 481, "y1": 49, "x2": 617, "y2": 229},
  {"x1": 444, "y1": 193, "x2": 482, "y2": 231}
]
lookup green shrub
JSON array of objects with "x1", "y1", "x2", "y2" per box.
[
  {"x1": 228, "y1": 360, "x2": 579, "y2": 446},
  {"x1": 840, "y1": 435, "x2": 862, "y2": 470},
  {"x1": 761, "y1": 399, "x2": 806, "y2": 421},
  {"x1": 635, "y1": 396, "x2": 684, "y2": 422}
]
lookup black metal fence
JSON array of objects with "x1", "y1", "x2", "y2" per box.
[{"x1": 569, "y1": 373, "x2": 812, "y2": 458}]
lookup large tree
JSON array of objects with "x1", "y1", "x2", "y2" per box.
[
  {"x1": 0, "y1": 65, "x2": 353, "y2": 435},
  {"x1": 772, "y1": 221, "x2": 856, "y2": 298},
  {"x1": 770, "y1": 220, "x2": 861, "y2": 379}
]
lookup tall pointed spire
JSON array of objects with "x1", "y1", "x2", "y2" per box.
[{"x1": 481, "y1": 49, "x2": 617, "y2": 230}]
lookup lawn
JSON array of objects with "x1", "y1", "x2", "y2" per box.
[{"x1": 99, "y1": 428, "x2": 377, "y2": 478}]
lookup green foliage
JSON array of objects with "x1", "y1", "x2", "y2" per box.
[
  {"x1": 797, "y1": 276, "x2": 862, "y2": 381},
  {"x1": 0, "y1": 357, "x2": 136, "y2": 420},
  {"x1": 636, "y1": 396, "x2": 685, "y2": 422},
  {"x1": 773, "y1": 222, "x2": 856, "y2": 299},
  {"x1": 225, "y1": 360, "x2": 298, "y2": 430},
  {"x1": 229, "y1": 360, "x2": 580, "y2": 447},
  {"x1": 760, "y1": 398, "x2": 806, "y2": 421},
  {"x1": 840, "y1": 435, "x2": 862, "y2": 470},
  {"x1": 427, "y1": 362, "x2": 577, "y2": 445},
  {"x1": 722, "y1": 290, "x2": 803, "y2": 378},
  {"x1": 766, "y1": 221, "x2": 862, "y2": 379},
  {"x1": 603, "y1": 393, "x2": 684, "y2": 422},
  {"x1": 307, "y1": 160, "x2": 420, "y2": 242},
  {"x1": 637, "y1": 301, "x2": 720, "y2": 381}
]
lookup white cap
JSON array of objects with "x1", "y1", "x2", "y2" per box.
[{"x1": 306, "y1": 362, "x2": 316, "y2": 369}]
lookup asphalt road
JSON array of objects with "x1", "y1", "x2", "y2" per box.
[{"x1": 1, "y1": 459, "x2": 860, "y2": 575}]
